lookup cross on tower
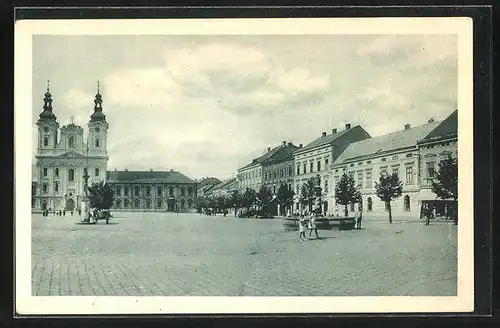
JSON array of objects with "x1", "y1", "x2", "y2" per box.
[
  {"x1": 46, "y1": 79, "x2": 50, "y2": 92},
  {"x1": 97, "y1": 80, "x2": 100, "y2": 93},
  {"x1": 70, "y1": 116, "x2": 75, "y2": 124}
]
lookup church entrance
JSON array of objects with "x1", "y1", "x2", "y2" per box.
[{"x1": 66, "y1": 198, "x2": 75, "y2": 211}]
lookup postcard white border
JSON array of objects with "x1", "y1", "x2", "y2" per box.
[{"x1": 15, "y1": 17, "x2": 474, "y2": 315}]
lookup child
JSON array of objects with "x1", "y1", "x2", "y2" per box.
[{"x1": 299, "y1": 216, "x2": 306, "y2": 241}]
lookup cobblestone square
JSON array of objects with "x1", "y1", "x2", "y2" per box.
[{"x1": 31, "y1": 212, "x2": 457, "y2": 296}]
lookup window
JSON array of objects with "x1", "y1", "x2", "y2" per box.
[
  {"x1": 392, "y1": 166, "x2": 399, "y2": 177},
  {"x1": 280, "y1": 168, "x2": 284, "y2": 178},
  {"x1": 357, "y1": 171, "x2": 363, "y2": 189},
  {"x1": 43, "y1": 168, "x2": 48, "y2": 177},
  {"x1": 157, "y1": 187, "x2": 162, "y2": 196},
  {"x1": 367, "y1": 161, "x2": 372, "y2": 164},
  {"x1": 68, "y1": 136, "x2": 75, "y2": 148},
  {"x1": 325, "y1": 158, "x2": 329, "y2": 167},
  {"x1": 288, "y1": 183, "x2": 292, "y2": 190},
  {"x1": 55, "y1": 168, "x2": 59, "y2": 177},
  {"x1": 365, "y1": 170, "x2": 372, "y2": 188},
  {"x1": 43, "y1": 136, "x2": 49, "y2": 147},
  {"x1": 310, "y1": 162, "x2": 314, "y2": 173},
  {"x1": 116, "y1": 200, "x2": 122, "y2": 209},
  {"x1": 95, "y1": 138, "x2": 100, "y2": 148},
  {"x1": 350, "y1": 163, "x2": 354, "y2": 167},
  {"x1": 296, "y1": 165, "x2": 300, "y2": 175},
  {"x1": 392, "y1": 156, "x2": 398, "y2": 160},
  {"x1": 404, "y1": 195, "x2": 410, "y2": 211},
  {"x1": 426, "y1": 162, "x2": 435, "y2": 179},
  {"x1": 68, "y1": 169, "x2": 74, "y2": 181},
  {"x1": 273, "y1": 186, "x2": 276, "y2": 194},
  {"x1": 124, "y1": 188, "x2": 129, "y2": 196},
  {"x1": 405, "y1": 166, "x2": 414, "y2": 184},
  {"x1": 288, "y1": 166, "x2": 292, "y2": 176},
  {"x1": 180, "y1": 199, "x2": 185, "y2": 209},
  {"x1": 188, "y1": 187, "x2": 193, "y2": 196},
  {"x1": 169, "y1": 187, "x2": 174, "y2": 196},
  {"x1": 124, "y1": 199, "x2": 129, "y2": 208},
  {"x1": 157, "y1": 200, "x2": 162, "y2": 208},
  {"x1": 116, "y1": 186, "x2": 121, "y2": 196},
  {"x1": 317, "y1": 161, "x2": 321, "y2": 171},
  {"x1": 43, "y1": 183, "x2": 48, "y2": 193},
  {"x1": 303, "y1": 163, "x2": 307, "y2": 174},
  {"x1": 334, "y1": 176, "x2": 339, "y2": 189},
  {"x1": 406, "y1": 153, "x2": 413, "y2": 158},
  {"x1": 188, "y1": 199, "x2": 193, "y2": 208},
  {"x1": 54, "y1": 182, "x2": 59, "y2": 192},
  {"x1": 324, "y1": 179, "x2": 329, "y2": 193},
  {"x1": 381, "y1": 158, "x2": 387, "y2": 162},
  {"x1": 180, "y1": 188, "x2": 185, "y2": 197},
  {"x1": 380, "y1": 167, "x2": 387, "y2": 178},
  {"x1": 146, "y1": 187, "x2": 151, "y2": 196},
  {"x1": 146, "y1": 200, "x2": 152, "y2": 209},
  {"x1": 134, "y1": 186, "x2": 140, "y2": 196},
  {"x1": 134, "y1": 199, "x2": 140, "y2": 208},
  {"x1": 95, "y1": 168, "x2": 99, "y2": 177},
  {"x1": 358, "y1": 162, "x2": 363, "y2": 166}
]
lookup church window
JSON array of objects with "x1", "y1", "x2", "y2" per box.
[
  {"x1": 68, "y1": 136, "x2": 75, "y2": 148},
  {"x1": 95, "y1": 138, "x2": 100, "y2": 148},
  {"x1": 54, "y1": 182, "x2": 59, "y2": 192},
  {"x1": 43, "y1": 168, "x2": 48, "y2": 177},
  {"x1": 55, "y1": 168, "x2": 59, "y2": 177},
  {"x1": 68, "y1": 169, "x2": 75, "y2": 181},
  {"x1": 43, "y1": 136, "x2": 49, "y2": 147},
  {"x1": 95, "y1": 168, "x2": 99, "y2": 177}
]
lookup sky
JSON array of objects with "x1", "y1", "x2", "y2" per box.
[{"x1": 32, "y1": 34, "x2": 457, "y2": 181}]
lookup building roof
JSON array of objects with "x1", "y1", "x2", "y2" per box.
[
  {"x1": 107, "y1": 170, "x2": 195, "y2": 184},
  {"x1": 197, "y1": 177, "x2": 222, "y2": 188},
  {"x1": 239, "y1": 142, "x2": 299, "y2": 170},
  {"x1": 211, "y1": 177, "x2": 238, "y2": 192},
  {"x1": 298, "y1": 126, "x2": 360, "y2": 153},
  {"x1": 418, "y1": 110, "x2": 458, "y2": 144},
  {"x1": 333, "y1": 121, "x2": 441, "y2": 165}
]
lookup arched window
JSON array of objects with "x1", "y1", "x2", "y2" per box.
[
  {"x1": 43, "y1": 136, "x2": 49, "y2": 147},
  {"x1": 116, "y1": 200, "x2": 122, "y2": 208},
  {"x1": 68, "y1": 136, "x2": 75, "y2": 148},
  {"x1": 54, "y1": 182, "x2": 59, "y2": 192},
  {"x1": 134, "y1": 199, "x2": 140, "y2": 208},
  {"x1": 188, "y1": 199, "x2": 193, "y2": 208},
  {"x1": 367, "y1": 197, "x2": 373, "y2": 211},
  {"x1": 68, "y1": 169, "x2": 74, "y2": 181},
  {"x1": 180, "y1": 199, "x2": 185, "y2": 209},
  {"x1": 55, "y1": 168, "x2": 59, "y2": 177},
  {"x1": 404, "y1": 195, "x2": 411, "y2": 211},
  {"x1": 124, "y1": 199, "x2": 129, "y2": 208},
  {"x1": 95, "y1": 138, "x2": 100, "y2": 148}
]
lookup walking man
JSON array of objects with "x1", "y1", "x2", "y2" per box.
[
  {"x1": 308, "y1": 212, "x2": 320, "y2": 239},
  {"x1": 299, "y1": 215, "x2": 307, "y2": 241}
]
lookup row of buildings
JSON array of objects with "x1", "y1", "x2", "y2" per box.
[
  {"x1": 203, "y1": 110, "x2": 458, "y2": 217},
  {"x1": 32, "y1": 85, "x2": 198, "y2": 213}
]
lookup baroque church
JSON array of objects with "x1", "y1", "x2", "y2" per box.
[{"x1": 33, "y1": 82, "x2": 109, "y2": 212}]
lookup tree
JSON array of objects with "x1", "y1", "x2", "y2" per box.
[
  {"x1": 375, "y1": 173, "x2": 403, "y2": 224},
  {"x1": 87, "y1": 181, "x2": 115, "y2": 210},
  {"x1": 299, "y1": 177, "x2": 317, "y2": 213},
  {"x1": 228, "y1": 190, "x2": 241, "y2": 217},
  {"x1": 256, "y1": 185, "x2": 274, "y2": 216},
  {"x1": 241, "y1": 188, "x2": 257, "y2": 212},
  {"x1": 277, "y1": 183, "x2": 295, "y2": 216},
  {"x1": 334, "y1": 173, "x2": 361, "y2": 217},
  {"x1": 431, "y1": 154, "x2": 458, "y2": 225},
  {"x1": 216, "y1": 196, "x2": 226, "y2": 213}
]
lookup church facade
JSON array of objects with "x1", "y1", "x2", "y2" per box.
[{"x1": 33, "y1": 83, "x2": 109, "y2": 212}]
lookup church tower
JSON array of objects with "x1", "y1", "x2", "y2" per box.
[
  {"x1": 36, "y1": 81, "x2": 59, "y2": 153},
  {"x1": 87, "y1": 81, "x2": 109, "y2": 184}
]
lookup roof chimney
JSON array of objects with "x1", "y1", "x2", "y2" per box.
[
  {"x1": 299, "y1": 144, "x2": 303, "y2": 148},
  {"x1": 322, "y1": 132, "x2": 327, "y2": 137},
  {"x1": 332, "y1": 128, "x2": 337, "y2": 134},
  {"x1": 345, "y1": 123, "x2": 351, "y2": 130},
  {"x1": 287, "y1": 142, "x2": 292, "y2": 146},
  {"x1": 267, "y1": 147, "x2": 271, "y2": 152},
  {"x1": 428, "y1": 117, "x2": 435, "y2": 123},
  {"x1": 404, "y1": 124, "x2": 411, "y2": 130},
  {"x1": 282, "y1": 140, "x2": 286, "y2": 145}
]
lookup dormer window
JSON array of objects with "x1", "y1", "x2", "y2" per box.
[
  {"x1": 95, "y1": 138, "x2": 100, "y2": 148},
  {"x1": 68, "y1": 136, "x2": 75, "y2": 148}
]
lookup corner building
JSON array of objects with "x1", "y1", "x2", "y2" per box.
[{"x1": 33, "y1": 84, "x2": 109, "y2": 212}]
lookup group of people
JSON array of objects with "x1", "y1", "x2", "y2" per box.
[
  {"x1": 41, "y1": 208, "x2": 80, "y2": 217},
  {"x1": 298, "y1": 212, "x2": 320, "y2": 241}
]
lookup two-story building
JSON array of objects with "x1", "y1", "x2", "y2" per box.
[
  {"x1": 293, "y1": 124, "x2": 371, "y2": 214},
  {"x1": 261, "y1": 141, "x2": 300, "y2": 195},
  {"x1": 107, "y1": 169, "x2": 197, "y2": 213},
  {"x1": 331, "y1": 119, "x2": 441, "y2": 216},
  {"x1": 416, "y1": 110, "x2": 458, "y2": 216}
]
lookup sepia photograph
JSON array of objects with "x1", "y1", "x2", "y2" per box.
[{"x1": 15, "y1": 17, "x2": 474, "y2": 314}]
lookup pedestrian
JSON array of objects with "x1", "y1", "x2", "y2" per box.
[
  {"x1": 71, "y1": 210, "x2": 73, "y2": 216},
  {"x1": 299, "y1": 215, "x2": 307, "y2": 241},
  {"x1": 356, "y1": 209, "x2": 362, "y2": 230},
  {"x1": 308, "y1": 212, "x2": 319, "y2": 239},
  {"x1": 63, "y1": 210, "x2": 66, "y2": 216}
]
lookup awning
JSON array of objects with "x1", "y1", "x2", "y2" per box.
[{"x1": 414, "y1": 189, "x2": 437, "y2": 201}]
